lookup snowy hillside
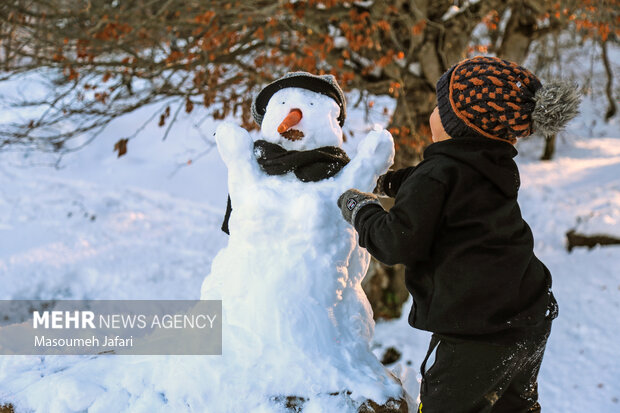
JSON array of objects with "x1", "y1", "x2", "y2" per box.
[{"x1": 0, "y1": 79, "x2": 619, "y2": 412}]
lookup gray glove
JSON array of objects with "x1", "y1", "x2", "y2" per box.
[{"x1": 337, "y1": 189, "x2": 380, "y2": 226}]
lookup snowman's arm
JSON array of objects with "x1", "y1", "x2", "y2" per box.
[
  {"x1": 336, "y1": 129, "x2": 395, "y2": 193},
  {"x1": 215, "y1": 122, "x2": 261, "y2": 184}
]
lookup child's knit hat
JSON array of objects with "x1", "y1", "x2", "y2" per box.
[{"x1": 436, "y1": 56, "x2": 581, "y2": 144}]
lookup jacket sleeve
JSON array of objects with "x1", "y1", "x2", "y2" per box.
[
  {"x1": 354, "y1": 172, "x2": 446, "y2": 266},
  {"x1": 382, "y1": 166, "x2": 417, "y2": 197}
]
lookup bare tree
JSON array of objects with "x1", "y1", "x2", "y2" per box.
[
  {"x1": 526, "y1": 0, "x2": 618, "y2": 161},
  {"x1": 0, "y1": 0, "x2": 577, "y2": 166}
]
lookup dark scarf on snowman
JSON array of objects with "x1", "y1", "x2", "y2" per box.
[{"x1": 221, "y1": 140, "x2": 350, "y2": 234}]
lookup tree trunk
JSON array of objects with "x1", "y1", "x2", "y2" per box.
[
  {"x1": 566, "y1": 230, "x2": 620, "y2": 252},
  {"x1": 362, "y1": 259, "x2": 409, "y2": 320},
  {"x1": 388, "y1": 87, "x2": 435, "y2": 169},
  {"x1": 600, "y1": 38, "x2": 617, "y2": 121},
  {"x1": 497, "y1": 0, "x2": 541, "y2": 64},
  {"x1": 541, "y1": 134, "x2": 556, "y2": 160}
]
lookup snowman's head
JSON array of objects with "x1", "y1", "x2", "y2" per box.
[
  {"x1": 260, "y1": 88, "x2": 342, "y2": 150},
  {"x1": 252, "y1": 72, "x2": 346, "y2": 151}
]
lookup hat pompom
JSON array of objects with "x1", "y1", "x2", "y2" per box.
[{"x1": 532, "y1": 81, "x2": 581, "y2": 136}]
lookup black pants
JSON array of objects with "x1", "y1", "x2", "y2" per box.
[{"x1": 418, "y1": 323, "x2": 552, "y2": 413}]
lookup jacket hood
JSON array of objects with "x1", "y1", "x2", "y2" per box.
[{"x1": 424, "y1": 137, "x2": 520, "y2": 197}]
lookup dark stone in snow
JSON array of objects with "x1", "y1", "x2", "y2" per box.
[
  {"x1": 381, "y1": 347, "x2": 402, "y2": 365},
  {"x1": 270, "y1": 392, "x2": 409, "y2": 412}
]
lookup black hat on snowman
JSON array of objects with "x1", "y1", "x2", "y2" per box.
[{"x1": 251, "y1": 72, "x2": 347, "y2": 127}]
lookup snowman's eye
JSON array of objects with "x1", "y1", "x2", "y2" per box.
[
  {"x1": 282, "y1": 101, "x2": 285, "y2": 104},
  {"x1": 310, "y1": 102, "x2": 314, "y2": 105}
]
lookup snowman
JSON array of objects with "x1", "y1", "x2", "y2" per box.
[{"x1": 201, "y1": 72, "x2": 409, "y2": 412}]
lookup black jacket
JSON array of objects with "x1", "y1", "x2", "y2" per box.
[{"x1": 355, "y1": 137, "x2": 558, "y2": 343}]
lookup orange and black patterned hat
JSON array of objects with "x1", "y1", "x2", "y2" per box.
[{"x1": 436, "y1": 56, "x2": 543, "y2": 144}]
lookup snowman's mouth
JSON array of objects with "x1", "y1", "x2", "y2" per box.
[{"x1": 280, "y1": 129, "x2": 305, "y2": 141}]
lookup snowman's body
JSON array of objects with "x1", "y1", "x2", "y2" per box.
[{"x1": 201, "y1": 86, "x2": 404, "y2": 405}]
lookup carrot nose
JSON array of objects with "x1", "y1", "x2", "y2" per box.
[{"x1": 277, "y1": 109, "x2": 303, "y2": 133}]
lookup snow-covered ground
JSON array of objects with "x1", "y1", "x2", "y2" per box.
[{"x1": 0, "y1": 77, "x2": 618, "y2": 412}]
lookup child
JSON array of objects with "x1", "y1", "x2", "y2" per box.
[{"x1": 338, "y1": 56, "x2": 580, "y2": 412}]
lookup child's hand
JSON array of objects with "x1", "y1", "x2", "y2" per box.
[
  {"x1": 373, "y1": 173, "x2": 388, "y2": 196},
  {"x1": 337, "y1": 188, "x2": 380, "y2": 226}
]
